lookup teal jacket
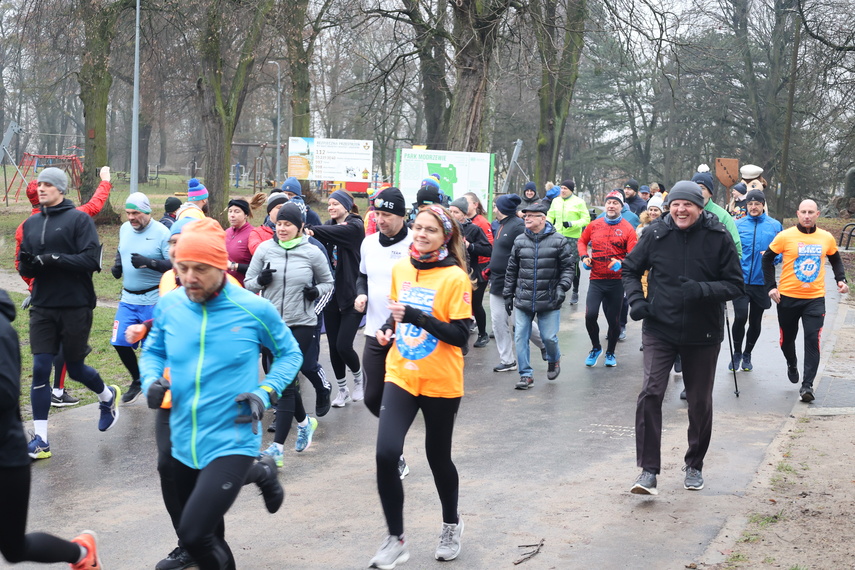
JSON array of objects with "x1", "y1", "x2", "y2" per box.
[
  {"x1": 140, "y1": 281, "x2": 303, "y2": 469},
  {"x1": 705, "y1": 200, "x2": 742, "y2": 257}
]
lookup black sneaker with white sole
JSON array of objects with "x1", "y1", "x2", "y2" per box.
[
  {"x1": 51, "y1": 391, "x2": 80, "y2": 407},
  {"x1": 800, "y1": 385, "x2": 815, "y2": 403},
  {"x1": 493, "y1": 361, "x2": 517, "y2": 373},
  {"x1": 122, "y1": 382, "x2": 142, "y2": 404},
  {"x1": 547, "y1": 361, "x2": 560, "y2": 380}
]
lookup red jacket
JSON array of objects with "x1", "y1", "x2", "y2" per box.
[
  {"x1": 15, "y1": 179, "x2": 112, "y2": 290},
  {"x1": 578, "y1": 217, "x2": 637, "y2": 280},
  {"x1": 248, "y1": 224, "x2": 274, "y2": 256},
  {"x1": 471, "y1": 214, "x2": 493, "y2": 267}
]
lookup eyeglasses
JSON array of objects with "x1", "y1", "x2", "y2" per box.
[{"x1": 412, "y1": 224, "x2": 440, "y2": 234}]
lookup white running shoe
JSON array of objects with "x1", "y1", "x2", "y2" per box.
[
  {"x1": 370, "y1": 535, "x2": 409, "y2": 569},
  {"x1": 331, "y1": 387, "x2": 350, "y2": 408},
  {"x1": 352, "y1": 378, "x2": 364, "y2": 402},
  {"x1": 435, "y1": 516, "x2": 464, "y2": 561}
]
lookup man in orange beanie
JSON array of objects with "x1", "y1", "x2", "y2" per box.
[{"x1": 141, "y1": 216, "x2": 303, "y2": 569}]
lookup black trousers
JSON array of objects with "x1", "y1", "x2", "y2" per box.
[
  {"x1": 777, "y1": 295, "x2": 825, "y2": 387},
  {"x1": 376, "y1": 383, "x2": 460, "y2": 537},
  {"x1": 732, "y1": 285, "x2": 771, "y2": 355},
  {"x1": 585, "y1": 279, "x2": 624, "y2": 354},
  {"x1": 636, "y1": 332, "x2": 720, "y2": 474},
  {"x1": 363, "y1": 335, "x2": 392, "y2": 418},
  {"x1": 171, "y1": 454, "x2": 254, "y2": 570},
  {"x1": 472, "y1": 281, "x2": 488, "y2": 336},
  {"x1": 323, "y1": 303, "x2": 362, "y2": 380},
  {"x1": 0, "y1": 464, "x2": 81, "y2": 564}
]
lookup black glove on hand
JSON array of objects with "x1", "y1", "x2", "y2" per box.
[
  {"x1": 401, "y1": 304, "x2": 423, "y2": 325},
  {"x1": 131, "y1": 253, "x2": 158, "y2": 270},
  {"x1": 563, "y1": 221, "x2": 572, "y2": 228},
  {"x1": 35, "y1": 253, "x2": 60, "y2": 266},
  {"x1": 21, "y1": 295, "x2": 31, "y2": 310},
  {"x1": 303, "y1": 285, "x2": 319, "y2": 301},
  {"x1": 111, "y1": 264, "x2": 122, "y2": 279},
  {"x1": 235, "y1": 392, "x2": 265, "y2": 435},
  {"x1": 257, "y1": 262, "x2": 277, "y2": 287},
  {"x1": 629, "y1": 300, "x2": 652, "y2": 321},
  {"x1": 147, "y1": 377, "x2": 171, "y2": 409},
  {"x1": 679, "y1": 276, "x2": 704, "y2": 301},
  {"x1": 18, "y1": 251, "x2": 35, "y2": 266},
  {"x1": 505, "y1": 298, "x2": 514, "y2": 316}
]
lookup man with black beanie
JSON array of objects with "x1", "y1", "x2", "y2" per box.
[
  {"x1": 546, "y1": 179, "x2": 587, "y2": 304},
  {"x1": 623, "y1": 180, "x2": 743, "y2": 495},
  {"x1": 623, "y1": 179, "x2": 647, "y2": 216},
  {"x1": 160, "y1": 197, "x2": 182, "y2": 229},
  {"x1": 355, "y1": 187, "x2": 413, "y2": 478}
]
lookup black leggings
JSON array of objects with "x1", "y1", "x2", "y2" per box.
[
  {"x1": 777, "y1": 295, "x2": 825, "y2": 387},
  {"x1": 0, "y1": 464, "x2": 81, "y2": 564},
  {"x1": 363, "y1": 335, "x2": 392, "y2": 417},
  {"x1": 156, "y1": 409, "x2": 271, "y2": 541},
  {"x1": 323, "y1": 303, "x2": 362, "y2": 380},
  {"x1": 376, "y1": 383, "x2": 461, "y2": 537},
  {"x1": 732, "y1": 286, "x2": 771, "y2": 355},
  {"x1": 171, "y1": 454, "x2": 255, "y2": 570},
  {"x1": 585, "y1": 279, "x2": 624, "y2": 353},
  {"x1": 472, "y1": 281, "x2": 488, "y2": 336},
  {"x1": 114, "y1": 345, "x2": 140, "y2": 384},
  {"x1": 32, "y1": 353, "x2": 105, "y2": 421}
]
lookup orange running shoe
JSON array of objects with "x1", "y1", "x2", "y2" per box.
[{"x1": 70, "y1": 530, "x2": 101, "y2": 570}]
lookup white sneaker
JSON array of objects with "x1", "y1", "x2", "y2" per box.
[
  {"x1": 435, "y1": 516, "x2": 464, "y2": 561},
  {"x1": 331, "y1": 387, "x2": 350, "y2": 408},
  {"x1": 370, "y1": 535, "x2": 409, "y2": 569},
  {"x1": 352, "y1": 378, "x2": 364, "y2": 402}
]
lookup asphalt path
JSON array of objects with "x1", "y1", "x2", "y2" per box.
[{"x1": 8, "y1": 269, "x2": 845, "y2": 570}]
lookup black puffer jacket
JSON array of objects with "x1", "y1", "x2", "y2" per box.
[
  {"x1": 0, "y1": 290, "x2": 28, "y2": 468},
  {"x1": 18, "y1": 198, "x2": 102, "y2": 309},
  {"x1": 503, "y1": 222, "x2": 574, "y2": 312},
  {"x1": 622, "y1": 211, "x2": 744, "y2": 345}
]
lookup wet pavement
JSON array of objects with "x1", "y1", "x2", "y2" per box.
[{"x1": 9, "y1": 271, "x2": 848, "y2": 569}]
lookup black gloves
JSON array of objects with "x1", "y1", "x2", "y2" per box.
[
  {"x1": 401, "y1": 304, "x2": 424, "y2": 325},
  {"x1": 563, "y1": 221, "x2": 572, "y2": 228},
  {"x1": 629, "y1": 301, "x2": 652, "y2": 321},
  {"x1": 131, "y1": 253, "x2": 160, "y2": 271},
  {"x1": 111, "y1": 264, "x2": 122, "y2": 279},
  {"x1": 303, "y1": 286, "x2": 319, "y2": 301},
  {"x1": 147, "y1": 377, "x2": 171, "y2": 409},
  {"x1": 20, "y1": 251, "x2": 59, "y2": 266},
  {"x1": 18, "y1": 251, "x2": 35, "y2": 265},
  {"x1": 257, "y1": 262, "x2": 277, "y2": 287},
  {"x1": 505, "y1": 298, "x2": 514, "y2": 315},
  {"x1": 235, "y1": 392, "x2": 266, "y2": 434},
  {"x1": 679, "y1": 276, "x2": 704, "y2": 301},
  {"x1": 20, "y1": 295, "x2": 31, "y2": 310}
]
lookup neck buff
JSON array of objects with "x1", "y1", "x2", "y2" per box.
[
  {"x1": 278, "y1": 236, "x2": 303, "y2": 250},
  {"x1": 410, "y1": 205, "x2": 453, "y2": 263},
  {"x1": 605, "y1": 213, "x2": 623, "y2": 225},
  {"x1": 379, "y1": 223, "x2": 408, "y2": 248}
]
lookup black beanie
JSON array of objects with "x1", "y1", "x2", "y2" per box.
[
  {"x1": 560, "y1": 180, "x2": 575, "y2": 192},
  {"x1": 416, "y1": 185, "x2": 443, "y2": 206},
  {"x1": 745, "y1": 189, "x2": 766, "y2": 205},
  {"x1": 228, "y1": 198, "x2": 251, "y2": 216},
  {"x1": 276, "y1": 203, "x2": 304, "y2": 228},
  {"x1": 164, "y1": 196, "x2": 182, "y2": 214},
  {"x1": 624, "y1": 179, "x2": 639, "y2": 192},
  {"x1": 373, "y1": 187, "x2": 407, "y2": 217}
]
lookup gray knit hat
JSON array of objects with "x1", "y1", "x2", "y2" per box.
[
  {"x1": 38, "y1": 167, "x2": 68, "y2": 194},
  {"x1": 666, "y1": 181, "x2": 705, "y2": 209}
]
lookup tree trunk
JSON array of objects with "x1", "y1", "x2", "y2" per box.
[
  {"x1": 533, "y1": 0, "x2": 586, "y2": 189},
  {"x1": 285, "y1": 0, "x2": 312, "y2": 138},
  {"x1": 139, "y1": 121, "x2": 152, "y2": 184}
]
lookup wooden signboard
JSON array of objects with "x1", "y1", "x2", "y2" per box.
[{"x1": 715, "y1": 158, "x2": 740, "y2": 188}]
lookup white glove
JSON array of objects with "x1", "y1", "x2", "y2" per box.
[{"x1": 100, "y1": 166, "x2": 111, "y2": 182}]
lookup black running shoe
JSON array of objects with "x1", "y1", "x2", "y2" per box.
[
  {"x1": 156, "y1": 546, "x2": 195, "y2": 570},
  {"x1": 799, "y1": 385, "x2": 815, "y2": 403},
  {"x1": 788, "y1": 364, "x2": 799, "y2": 384}
]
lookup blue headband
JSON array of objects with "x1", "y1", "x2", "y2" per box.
[{"x1": 329, "y1": 190, "x2": 354, "y2": 212}]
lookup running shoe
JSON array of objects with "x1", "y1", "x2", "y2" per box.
[
  {"x1": 331, "y1": 387, "x2": 350, "y2": 408},
  {"x1": 585, "y1": 348, "x2": 603, "y2": 367},
  {"x1": 604, "y1": 352, "x2": 617, "y2": 367},
  {"x1": 256, "y1": 455, "x2": 284, "y2": 514},
  {"x1": 98, "y1": 385, "x2": 120, "y2": 432},
  {"x1": 515, "y1": 376, "x2": 534, "y2": 390},
  {"x1": 547, "y1": 360, "x2": 560, "y2": 380},
  {"x1": 618, "y1": 326, "x2": 627, "y2": 341},
  {"x1": 122, "y1": 382, "x2": 142, "y2": 404},
  {"x1": 630, "y1": 470, "x2": 658, "y2": 495},
  {"x1": 435, "y1": 516, "x2": 464, "y2": 561},
  {"x1": 570, "y1": 291, "x2": 579, "y2": 305},
  {"x1": 788, "y1": 363, "x2": 799, "y2": 383},
  {"x1": 27, "y1": 434, "x2": 51, "y2": 460},
  {"x1": 51, "y1": 391, "x2": 79, "y2": 407},
  {"x1": 800, "y1": 385, "x2": 815, "y2": 403},
  {"x1": 316, "y1": 386, "x2": 331, "y2": 417},
  {"x1": 70, "y1": 530, "x2": 101, "y2": 570},
  {"x1": 398, "y1": 456, "x2": 410, "y2": 480},
  {"x1": 741, "y1": 353, "x2": 753, "y2": 372},
  {"x1": 352, "y1": 378, "x2": 365, "y2": 402},
  {"x1": 473, "y1": 333, "x2": 490, "y2": 348},
  {"x1": 295, "y1": 417, "x2": 318, "y2": 452},
  {"x1": 260, "y1": 442, "x2": 284, "y2": 468},
  {"x1": 728, "y1": 353, "x2": 742, "y2": 372},
  {"x1": 493, "y1": 361, "x2": 517, "y2": 373},
  {"x1": 683, "y1": 466, "x2": 704, "y2": 490},
  {"x1": 156, "y1": 546, "x2": 195, "y2": 570},
  {"x1": 370, "y1": 535, "x2": 409, "y2": 569}
]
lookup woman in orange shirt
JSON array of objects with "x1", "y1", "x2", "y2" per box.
[{"x1": 368, "y1": 205, "x2": 472, "y2": 569}]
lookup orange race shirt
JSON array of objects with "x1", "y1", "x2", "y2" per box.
[
  {"x1": 768, "y1": 226, "x2": 838, "y2": 299},
  {"x1": 385, "y1": 259, "x2": 472, "y2": 398}
]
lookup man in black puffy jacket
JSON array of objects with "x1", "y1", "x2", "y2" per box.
[
  {"x1": 503, "y1": 202, "x2": 574, "y2": 390},
  {"x1": 622, "y1": 180, "x2": 743, "y2": 496}
]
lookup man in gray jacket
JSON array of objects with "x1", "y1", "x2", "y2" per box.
[{"x1": 503, "y1": 202, "x2": 574, "y2": 390}]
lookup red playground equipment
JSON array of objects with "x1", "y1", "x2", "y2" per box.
[{"x1": 7, "y1": 153, "x2": 84, "y2": 203}]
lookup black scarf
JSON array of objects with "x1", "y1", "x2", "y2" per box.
[{"x1": 378, "y1": 224, "x2": 409, "y2": 247}]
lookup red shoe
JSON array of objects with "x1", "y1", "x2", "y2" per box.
[{"x1": 70, "y1": 530, "x2": 101, "y2": 570}]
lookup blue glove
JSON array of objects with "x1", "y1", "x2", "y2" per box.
[
  {"x1": 581, "y1": 257, "x2": 592, "y2": 270},
  {"x1": 608, "y1": 259, "x2": 622, "y2": 272}
]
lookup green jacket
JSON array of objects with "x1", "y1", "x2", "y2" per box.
[
  {"x1": 547, "y1": 193, "x2": 590, "y2": 239},
  {"x1": 705, "y1": 200, "x2": 742, "y2": 257}
]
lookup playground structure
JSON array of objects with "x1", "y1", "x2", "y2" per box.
[{"x1": 6, "y1": 153, "x2": 84, "y2": 204}]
